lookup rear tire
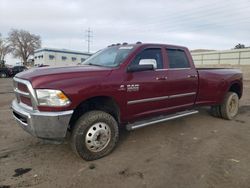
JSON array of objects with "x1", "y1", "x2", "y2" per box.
[
  {"x1": 220, "y1": 92, "x2": 239, "y2": 120},
  {"x1": 211, "y1": 105, "x2": 221, "y2": 118},
  {"x1": 71, "y1": 110, "x2": 119, "y2": 161}
]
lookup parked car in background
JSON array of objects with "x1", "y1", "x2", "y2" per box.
[
  {"x1": 11, "y1": 66, "x2": 28, "y2": 76},
  {"x1": 0, "y1": 67, "x2": 13, "y2": 78}
]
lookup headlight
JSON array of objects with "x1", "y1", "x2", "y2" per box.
[{"x1": 36, "y1": 89, "x2": 71, "y2": 107}]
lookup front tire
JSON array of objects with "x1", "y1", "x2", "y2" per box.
[
  {"x1": 71, "y1": 110, "x2": 119, "y2": 161},
  {"x1": 211, "y1": 105, "x2": 221, "y2": 118}
]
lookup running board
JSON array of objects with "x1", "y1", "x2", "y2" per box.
[{"x1": 126, "y1": 110, "x2": 199, "y2": 131}]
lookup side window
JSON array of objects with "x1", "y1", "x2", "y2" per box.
[
  {"x1": 49, "y1": 55, "x2": 55, "y2": 60},
  {"x1": 132, "y1": 48, "x2": 163, "y2": 69},
  {"x1": 166, "y1": 49, "x2": 190, "y2": 69},
  {"x1": 62, "y1": 56, "x2": 67, "y2": 60}
]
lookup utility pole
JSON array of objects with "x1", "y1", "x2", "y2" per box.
[{"x1": 85, "y1": 28, "x2": 93, "y2": 53}]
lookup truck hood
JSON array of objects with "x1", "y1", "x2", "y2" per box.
[{"x1": 16, "y1": 65, "x2": 112, "y2": 88}]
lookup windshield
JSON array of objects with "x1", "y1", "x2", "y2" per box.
[{"x1": 82, "y1": 46, "x2": 134, "y2": 67}]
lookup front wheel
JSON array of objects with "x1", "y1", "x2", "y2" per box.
[{"x1": 71, "y1": 110, "x2": 119, "y2": 161}]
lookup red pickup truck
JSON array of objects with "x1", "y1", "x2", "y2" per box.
[{"x1": 12, "y1": 43, "x2": 243, "y2": 160}]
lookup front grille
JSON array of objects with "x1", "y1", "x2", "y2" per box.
[{"x1": 13, "y1": 78, "x2": 33, "y2": 109}]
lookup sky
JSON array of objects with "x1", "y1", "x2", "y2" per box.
[{"x1": 0, "y1": 0, "x2": 250, "y2": 64}]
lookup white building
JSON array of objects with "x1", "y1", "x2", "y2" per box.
[
  {"x1": 34, "y1": 48, "x2": 92, "y2": 67},
  {"x1": 191, "y1": 48, "x2": 250, "y2": 65}
]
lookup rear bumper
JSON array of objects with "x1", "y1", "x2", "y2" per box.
[{"x1": 11, "y1": 99, "x2": 73, "y2": 140}]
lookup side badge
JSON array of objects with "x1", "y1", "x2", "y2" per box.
[
  {"x1": 127, "y1": 84, "x2": 139, "y2": 92},
  {"x1": 118, "y1": 85, "x2": 126, "y2": 91},
  {"x1": 118, "y1": 84, "x2": 140, "y2": 92}
]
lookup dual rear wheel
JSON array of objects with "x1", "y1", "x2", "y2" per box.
[{"x1": 211, "y1": 92, "x2": 239, "y2": 120}]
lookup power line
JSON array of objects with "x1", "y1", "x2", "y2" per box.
[
  {"x1": 83, "y1": 2, "x2": 250, "y2": 48},
  {"x1": 85, "y1": 28, "x2": 93, "y2": 53},
  {"x1": 92, "y1": 1, "x2": 250, "y2": 34},
  {"x1": 124, "y1": 5, "x2": 250, "y2": 32}
]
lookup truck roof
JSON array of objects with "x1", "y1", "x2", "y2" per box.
[{"x1": 108, "y1": 42, "x2": 187, "y2": 50}]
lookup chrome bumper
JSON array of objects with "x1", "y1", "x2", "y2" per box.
[{"x1": 11, "y1": 99, "x2": 73, "y2": 140}]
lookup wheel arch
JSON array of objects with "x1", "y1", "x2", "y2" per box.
[
  {"x1": 228, "y1": 81, "x2": 242, "y2": 99},
  {"x1": 69, "y1": 96, "x2": 120, "y2": 131}
]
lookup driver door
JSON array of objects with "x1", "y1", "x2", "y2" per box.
[{"x1": 125, "y1": 48, "x2": 168, "y2": 121}]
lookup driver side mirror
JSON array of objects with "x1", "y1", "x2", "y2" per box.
[
  {"x1": 127, "y1": 59, "x2": 157, "y2": 72},
  {"x1": 139, "y1": 59, "x2": 157, "y2": 69}
]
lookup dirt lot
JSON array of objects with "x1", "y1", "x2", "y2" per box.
[{"x1": 0, "y1": 78, "x2": 250, "y2": 188}]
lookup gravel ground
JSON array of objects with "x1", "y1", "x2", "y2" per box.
[{"x1": 0, "y1": 78, "x2": 250, "y2": 188}]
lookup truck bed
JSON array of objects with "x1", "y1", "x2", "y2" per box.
[{"x1": 195, "y1": 68, "x2": 242, "y2": 106}]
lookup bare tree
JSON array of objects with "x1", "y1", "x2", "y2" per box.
[
  {"x1": 8, "y1": 29, "x2": 41, "y2": 66},
  {"x1": 0, "y1": 33, "x2": 12, "y2": 67}
]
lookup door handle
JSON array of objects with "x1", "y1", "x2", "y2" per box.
[
  {"x1": 156, "y1": 76, "x2": 168, "y2": 81},
  {"x1": 187, "y1": 75, "x2": 197, "y2": 78}
]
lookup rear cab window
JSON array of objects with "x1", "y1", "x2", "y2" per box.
[{"x1": 166, "y1": 49, "x2": 190, "y2": 69}]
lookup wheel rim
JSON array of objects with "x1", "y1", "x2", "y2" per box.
[
  {"x1": 228, "y1": 94, "x2": 238, "y2": 117},
  {"x1": 85, "y1": 122, "x2": 111, "y2": 152},
  {"x1": 0, "y1": 73, "x2": 6, "y2": 78}
]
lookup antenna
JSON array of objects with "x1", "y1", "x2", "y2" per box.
[{"x1": 85, "y1": 28, "x2": 93, "y2": 53}]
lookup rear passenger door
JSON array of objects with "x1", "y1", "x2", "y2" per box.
[{"x1": 165, "y1": 48, "x2": 198, "y2": 111}]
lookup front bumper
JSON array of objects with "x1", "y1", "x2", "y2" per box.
[{"x1": 11, "y1": 99, "x2": 73, "y2": 140}]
